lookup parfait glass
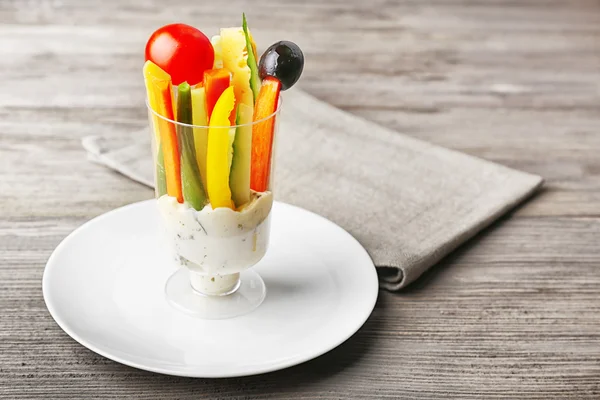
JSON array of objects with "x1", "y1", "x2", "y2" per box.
[{"x1": 147, "y1": 95, "x2": 281, "y2": 319}]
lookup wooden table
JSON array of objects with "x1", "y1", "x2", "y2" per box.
[{"x1": 2, "y1": 0, "x2": 599, "y2": 398}]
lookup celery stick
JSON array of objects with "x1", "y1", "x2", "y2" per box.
[
  {"x1": 242, "y1": 13, "x2": 261, "y2": 102},
  {"x1": 177, "y1": 83, "x2": 208, "y2": 210}
]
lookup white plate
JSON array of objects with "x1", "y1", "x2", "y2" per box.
[{"x1": 43, "y1": 200, "x2": 378, "y2": 378}]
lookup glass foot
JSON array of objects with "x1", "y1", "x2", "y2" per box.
[{"x1": 165, "y1": 268, "x2": 266, "y2": 319}]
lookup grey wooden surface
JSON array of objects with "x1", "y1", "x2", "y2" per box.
[{"x1": 1, "y1": 0, "x2": 600, "y2": 398}]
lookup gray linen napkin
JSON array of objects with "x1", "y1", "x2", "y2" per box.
[{"x1": 83, "y1": 89, "x2": 542, "y2": 291}]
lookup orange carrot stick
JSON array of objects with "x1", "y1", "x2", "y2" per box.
[{"x1": 143, "y1": 60, "x2": 183, "y2": 203}]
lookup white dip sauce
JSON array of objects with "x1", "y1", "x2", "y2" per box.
[{"x1": 157, "y1": 191, "x2": 273, "y2": 295}]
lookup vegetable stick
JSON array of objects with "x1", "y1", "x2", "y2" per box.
[
  {"x1": 207, "y1": 86, "x2": 236, "y2": 209},
  {"x1": 177, "y1": 83, "x2": 208, "y2": 210},
  {"x1": 242, "y1": 13, "x2": 261, "y2": 102},
  {"x1": 204, "y1": 68, "x2": 232, "y2": 122},
  {"x1": 143, "y1": 60, "x2": 182, "y2": 202},
  {"x1": 191, "y1": 86, "x2": 209, "y2": 192},
  {"x1": 250, "y1": 77, "x2": 281, "y2": 192},
  {"x1": 230, "y1": 103, "x2": 253, "y2": 207}
]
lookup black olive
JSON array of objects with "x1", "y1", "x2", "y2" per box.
[{"x1": 258, "y1": 41, "x2": 304, "y2": 91}]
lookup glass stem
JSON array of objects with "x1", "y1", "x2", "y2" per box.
[{"x1": 189, "y1": 271, "x2": 241, "y2": 296}]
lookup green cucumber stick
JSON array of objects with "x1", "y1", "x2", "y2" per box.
[
  {"x1": 229, "y1": 103, "x2": 253, "y2": 208},
  {"x1": 177, "y1": 83, "x2": 208, "y2": 210},
  {"x1": 156, "y1": 144, "x2": 167, "y2": 197},
  {"x1": 242, "y1": 13, "x2": 261, "y2": 102}
]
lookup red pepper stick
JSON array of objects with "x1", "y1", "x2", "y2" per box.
[
  {"x1": 250, "y1": 77, "x2": 281, "y2": 192},
  {"x1": 203, "y1": 68, "x2": 233, "y2": 123}
]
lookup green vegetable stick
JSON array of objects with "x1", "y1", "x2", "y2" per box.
[
  {"x1": 156, "y1": 144, "x2": 167, "y2": 197},
  {"x1": 242, "y1": 13, "x2": 261, "y2": 102},
  {"x1": 177, "y1": 83, "x2": 208, "y2": 210},
  {"x1": 229, "y1": 103, "x2": 253, "y2": 208}
]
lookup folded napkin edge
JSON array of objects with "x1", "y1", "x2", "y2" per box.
[
  {"x1": 81, "y1": 136, "x2": 154, "y2": 188},
  {"x1": 378, "y1": 174, "x2": 543, "y2": 290}
]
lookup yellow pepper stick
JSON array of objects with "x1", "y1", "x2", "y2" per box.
[
  {"x1": 207, "y1": 86, "x2": 235, "y2": 209},
  {"x1": 143, "y1": 65, "x2": 167, "y2": 197}
]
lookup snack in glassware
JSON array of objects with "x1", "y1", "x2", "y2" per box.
[{"x1": 143, "y1": 15, "x2": 304, "y2": 301}]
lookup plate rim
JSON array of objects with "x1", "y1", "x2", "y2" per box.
[{"x1": 42, "y1": 200, "x2": 379, "y2": 378}]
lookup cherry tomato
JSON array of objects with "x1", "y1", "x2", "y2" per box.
[{"x1": 145, "y1": 23, "x2": 214, "y2": 86}]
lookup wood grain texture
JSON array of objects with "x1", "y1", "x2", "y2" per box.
[{"x1": 1, "y1": 0, "x2": 600, "y2": 398}]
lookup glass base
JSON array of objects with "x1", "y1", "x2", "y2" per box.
[{"x1": 165, "y1": 268, "x2": 267, "y2": 319}]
